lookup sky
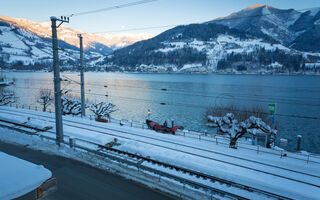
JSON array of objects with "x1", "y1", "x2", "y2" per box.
[{"x1": 0, "y1": 0, "x2": 319, "y2": 35}]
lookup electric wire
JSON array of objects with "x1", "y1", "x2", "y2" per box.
[
  {"x1": 86, "y1": 6, "x2": 320, "y2": 33},
  {"x1": 8, "y1": 77, "x2": 320, "y2": 108},
  {"x1": 11, "y1": 77, "x2": 320, "y2": 103},
  {"x1": 8, "y1": 85, "x2": 320, "y2": 120},
  {"x1": 67, "y1": 0, "x2": 158, "y2": 18}
]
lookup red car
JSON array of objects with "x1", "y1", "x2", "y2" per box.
[{"x1": 146, "y1": 120, "x2": 178, "y2": 134}]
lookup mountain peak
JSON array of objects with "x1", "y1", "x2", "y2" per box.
[{"x1": 245, "y1": 4, "x2": 272, "y2": 10}]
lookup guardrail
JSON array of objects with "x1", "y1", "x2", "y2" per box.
[
  {"x1": 0, "y1": 117, "x2": 292, "y2": 200},
  {"x1": 5, "y1": 103, "x2": 320, "y2": 164}
]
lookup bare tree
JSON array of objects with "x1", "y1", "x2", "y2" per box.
[
  {"x1": 38, "y1": 89, "x2": 53, "y2": 112},
  {"x1": 61, "y1": 96, "x2": 82, "y2": 116},
  {"x1": 89, "y1": 102, "x2": 118, "y2": 120},
  {"x1": 207, "y1": 113, "x2": 277, "y2": 149},
  {"x1": 206, "y1": 104, "x2": 271, "y2": 124},
  {"x1": 0, "y1": 89, "x2": 16, "y2": 106}
]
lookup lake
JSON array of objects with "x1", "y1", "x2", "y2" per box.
[{"x1": 3, "y1": 72, "x2": 320, "y2": 153}]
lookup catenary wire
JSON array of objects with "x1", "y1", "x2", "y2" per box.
[
  {"x1": 8, "y1": 85, "x2": 320, "y2": 120},
  {"x1": 67, "y1": 0, "x2": 158, "y2": 17}
]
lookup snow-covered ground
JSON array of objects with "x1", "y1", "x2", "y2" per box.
[
  {"x1": 0, "y1": 106, "x2": 319, "y2": 199},
  {"x1": 0, "y1": 152, "x2": 52, "y2": 200}
]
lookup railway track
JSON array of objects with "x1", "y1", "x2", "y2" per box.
[
  {"x1": 0, "y1": 119, "x2": 291, "y2": 200},
  {"x1": 0, "y1": 108, "x2": 319, "y2": 190},
  {"x1": 1, "y1": 108, "x2": 319, "y2": 178}
]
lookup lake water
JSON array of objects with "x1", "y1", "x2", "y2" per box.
[{"x1": 3, "y1": 72, "x2": 320, "y2": 153}]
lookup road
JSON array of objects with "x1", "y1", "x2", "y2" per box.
[{"x1": 0, "y1": 141, "x2": 175, "y2": 200}]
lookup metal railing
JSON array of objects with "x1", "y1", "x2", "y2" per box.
[{"x1": 5, "y1": 103, "x2": 320, "y2": 164}]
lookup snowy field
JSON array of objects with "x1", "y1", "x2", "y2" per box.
[
  {"x1": 0, "y1": 106, "x2": 319, "y2": 199},
  {"x1": 0, "y1": 152, "x2": 51, "y2": 200}
]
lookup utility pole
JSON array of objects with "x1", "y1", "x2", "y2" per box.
[
  {"x1": 51, "y1": 16, "x2": 69, "y2": 146},
  {"x1": 78, "y1": 34, "x2": 86, "y2": 117}
]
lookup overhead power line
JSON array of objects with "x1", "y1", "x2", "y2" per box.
[
  {"x1": 88, "y1": 6, "x2": 320, "y2": 34},
  {"x1": 92, "y1": 24, "x2": 178, "y2": 34},
  {"x1": 10, "y1": 85, "x2": 320, "y2": 120},
  {"x1": 9, "y1": 78, "x2": 320, "y2": 105},
  {"x1": 68, "y1": 0, "x2": 158, "y2": 17}
]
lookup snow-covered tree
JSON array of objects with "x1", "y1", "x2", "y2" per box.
[
  {"x1": 38, "y1": 89, "x2": 53, "y2": 112},
  {"x1": 89, "y1": 102, "x2": 118, "y2": 120},
  {"x1": 0, "y1": 90, "x2": 16, "y2": 106},
  {"x1": 61, "y1": 96, "x2": 82, "y2": 116},
  {"x1": 207, "y1": 113, "x2": 277, "y2": 149}
]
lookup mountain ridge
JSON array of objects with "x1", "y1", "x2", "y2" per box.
[
  {"x1": 209, "y1": 5, "x2": 320, "y2": 52},
  {"x1": 0, "y1": 15, "x2": 153, "y2": 52},
  {"x1": 1, "y1": 5, "x2": 320, "y2": 73},
  {"x1": 104, "y1": 5, "x2": 320, "y2": 73}
]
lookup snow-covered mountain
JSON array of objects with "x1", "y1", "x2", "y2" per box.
[
  {"x1": 0, "y1": 16, "x2": 105, "y2": 69},
  {"x1": 105, "y1": 22, "x2": 320, "y2": 73},
  {"x1": 0, "y1": 15, "x2": 113, "y2": 55},
  {"x1": 0, "y1": 15, "x2": 153, "y2": 69},
  {"x1": 104, "y1": 5, "x2": 320, "y2": 73},
  {"x1": 33, "y1": 20, "x2": 153, "y2": 51},
  {"x1": 209, "y1": 4, "x2": 320, "y2": 52},
  {"x1": 1, "y1": 4, "x2": 320, "y2": 73}
]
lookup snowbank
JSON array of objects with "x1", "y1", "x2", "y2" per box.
[
  {"x1": 0, "y1": 106, "x2": 319, "y2": 199},
  {"x1": 0, "y1": 152, "x2": 52, "y2": 200}
]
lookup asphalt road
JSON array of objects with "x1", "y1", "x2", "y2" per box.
[{"x1": 0, "y1": 141, "x2": 175, "y2": 200}]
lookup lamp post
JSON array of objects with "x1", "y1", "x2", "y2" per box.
[{"x1": 147, "y1": 109, "x2": 151, "y2": 120}]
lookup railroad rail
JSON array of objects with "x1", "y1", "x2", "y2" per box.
[
  {"x1": 0, "y1": 118, "x2": 293, "y2": 200},
  {"x1": 0, "y1": 108, "x2": 319, "y2": 184}
]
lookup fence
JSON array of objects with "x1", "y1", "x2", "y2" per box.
[{"x1": 5, "y1": 103, "x2": 320, "y2": 164}]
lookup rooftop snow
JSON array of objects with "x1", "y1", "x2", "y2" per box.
[{"x1": 0, "y1": 152, "x2": 52, "y2": 200}]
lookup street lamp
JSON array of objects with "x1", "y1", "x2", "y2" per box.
[{"x1": 147, "y1": 109, "x2": 151, "y2": 120}]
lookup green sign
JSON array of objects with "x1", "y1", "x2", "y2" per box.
[{"x1": 268, "y1": 103, "x2": 276, "y2": 115}]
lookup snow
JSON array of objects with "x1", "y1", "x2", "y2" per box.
[
  {"x1": 156, "y1": 41, "x2": 186, "y2": 53},
  {"x1": 0, "y1": 128, "x2": 215, "y2": 200},
  {"x1": 0, "y1": 152, "x2": 52, "y2": 200},
  {"x1": 61, "y1": 97, "x2": 82, "y2": 116},
  {"x1": 152, "y1": 33, "x2": 295, "y2": 72},
  {"x1": 31, "y1": 47, "x2": 49, "y2": 58},
  {"x1": 8, "y1": 55, "x2": 34, "y2": 65},
  {"x1": 0, "y1": 19, "x2": 104, "y2": 67},
  {"x1": 179, "y1": 63, "x2": 203, "y2": 71},
  {"x1": 0, "y1": 81, "x2": 14, "y2": 86},
  {"x1": 309, "y1": 8, "x2": 320, "y2": 17},
  {"x1": 216, "y1": 35, "x2": 289, "y2": 52},
  {"x1": 1, "y1": 47, "x2": 27, "y2": 55},
  {"x1": 0, "y1": 113, "x2": 52, "y2": 131},
  {"x1": 89, "y1": 102, "x2": 117, "y2": 119},
  {"x1": 306, "y1": 63, "x2": 320, "y2": 68},
  {"x1": 268, "y1": 62, "x2": 283, "y2": 68},
  {"x1": 0, "y1": 106, "x2": 319, "y2": 199}
]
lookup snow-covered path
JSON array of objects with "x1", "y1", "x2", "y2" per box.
[{"x1": 0, "y1": 106, "x2": 319, "y2": 199}]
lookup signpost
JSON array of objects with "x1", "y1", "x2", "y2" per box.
[
  {"x1": 268, "y1": 103, "x2": 276, "y2": 125},
  {"x1": 268, "y1": 103, "x2": 276, "y2": 148}
]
